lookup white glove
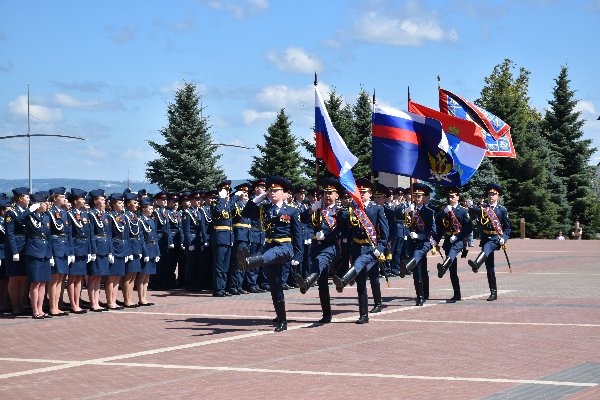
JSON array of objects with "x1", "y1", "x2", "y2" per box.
[
  {"x1": 315, "y1": 230, "x2": 325, "y2": 240},
  {"x1": 169, "y1": 243, "x2": 174, "y2": 248},
  {"x1": 373, "y1": 249, "x2": 381, "y2": 257},
  {"x1": 91, "y1": 254, "x2": 97, "y2": 261},
  {"x1": 108, "y1": 254, "x2": 114, "y2": 264},
  {"x1": 444, "y1": 204, "x2": 452, "y2": 213},
  {"x1": 49, "y1": 258, "x2": 55, "y2": 267},
  {"x1": 450, "y1": 235, "x2": 458, "y2": 243},
  {"x1": 499, "y1": 237, "x2": 505, "y2": 246},
  {"x1": 203, "y1": 243, "x2": 208, "y2": 247},
  {"x1": 0, "y1": 259, "x2": 2, "y2": 266},
  {"x1": 189, "y1": 245, "x2": 195, "y2": 251},
  {"x1": 155, "y1": 256, "x2": 160, "y2": 262},
  {"x1": 218, "y1": 189, "x2": 228, "y2": 198},
  {"x1": 311, "y1": 200, "x2": 321, "y2": 212},
  {"x1": 87, "y1": 254, "x2": 93, "y2": 263},
  {"x1": 408, "y1": 204, "x2": 415, "y2": 212},
  {"x1": 404, "y1": 236, "x2": 408, "y2": 240},
  {"x1": 143, "y1": 256, "x2": 150, "y2": 263},
  {"x1": 68, "y1": 255, "x2": 75, "y2": 265},
  {"x1": 410, "y1": 232, "x2": 418, "y2": 239},
  {"x1": 291, "y1": 260, "x2": 300, "y2": 266},
  {"x1": 28, "y1": 203, "x2": 40, "y2": 212},
  {"x1": 466, "y1": 200, "x2": 473, "y2": 208},
  {"x1": 431, "y1": 240, "x2": 437, "y2": 247},
  {"x1": 181, "y1": 244, "x2": 185, "y2": 250},
  {"x1": 13, "y1": 254, "x2": 20, "y2": 262},
  {"x1": 253, "y1": 192, "x2": 267, "y2": 204},
  {"x1": 342, "y1": 238, "x2": 348, "y2": 243},
  {"x1": 234, "y1": 190, "x2": 243, "y2": 197}
]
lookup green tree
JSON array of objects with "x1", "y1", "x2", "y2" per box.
[
  {"x1": 249, "y1": 109, "x2": 305, "y2": 185},
  {"x1": 461, "y1": 157, "x2": 499, "y2": 203},
  {"x1": 352, "y1": 88, "x2": 373, "y2": 179},
  {"x1": 146, "y1": 82, "x2": 225, "y2": 192}
]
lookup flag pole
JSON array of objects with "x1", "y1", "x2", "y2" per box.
[
  {"x1": 437, "y1": 75, "x2": 441, "y2": 90},
  {"x1": 371, "y1": 89, "x2": 376, "y2": 184},
  {"x1": 314, "y1": 72, "x2": 320, "y2": 195}
]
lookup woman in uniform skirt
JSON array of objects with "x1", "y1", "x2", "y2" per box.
[
  {"x1": 5, "y1": 187, "x2": 30, "y2": 316},
  {"x1": 123, "y1": 192, "x2": 145, "y2": 308},
  {"x1": 138, "y1": 198, "x2": 159, "y2": 306},
  {"x1": 47, "y1": 187, "x2": 72, "y2": 316},
  {"x1": 67, "y1": 189, "x2": 92, "y2": 314},
  {"x1": 106, "y1": 194, "x2": 130, "y2": 310},
  {"x1": 22, "y1": 191, "x2": 54, "y2": 319},
  {"x1": 87, "y1": 189, "x2": 111, "y2": 312}
]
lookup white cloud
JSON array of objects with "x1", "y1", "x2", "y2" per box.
[
  {"x1": 266, "y1": 47, "x2": 323, "y2": 74},
  {"x1": 203, "y1": 0, "x2": 269, "y2": 19},
  {"x1": 353, "y1": 12, "x2": 458, "y2": 47},
  {"x1": 576, "y1": 100, "x2": 597, "y2": 116},
  {"x1": 8, "y1": 95, "x2": 62, "y2": 122},
  {"x1": 124, "y1": 147, "x2": 155, "y2": 162},
  {"x1": 242, "y1": 109, "x2": 277, "y2": 125},
  {"x1": 253, "y1": 84, "x2": 314, "y2": 110},
  {"x1": 54, "y1": 94, "x2": 103, "y2": 110}
]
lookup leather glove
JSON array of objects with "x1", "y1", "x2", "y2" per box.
[
  {"x1": 91, "y1": 254, "x2": 97, "y2": 261},
  {"x1": 410, "y1": 232, "x2": 418, "y2": 239},
  {"x1": 189, "y1": 245, "x2": 195, "y2": 251},
  {"x1": 49, "y1": 258, "x2": 55, "y2": 267},
  {"x1": 450, "y1": 235, "x2": 458, "y2": 243},
  {"x1": 87, "y1": 254, "x2": 93, "y2": 263},
  {"x1": 155, "y1": 256, "x2": 160, "y2": 262},
  {"x1": 466, "y1": 200, "x2": 473, "y2": 207},
  {"x1": 218, "y1": 189, "x2": 228, "y2": 199},
  {"x1": 499, "y1": 237, "x2": 505, "y2": 246},
  {"x1": 291, "y1": 260, "x2": 300, "y2": 266},
  {"x1": 13, "y1": 254, "x2": 20, "y2": 262},
  {"x1": 108, "y1": 254, "x2": 114, "y2": 264},
  {"x1": 373, "y1": 249, "x2": 381, "y2": 258},
  {"x1": 253, "y1": 192, "x2": 267, "y2": 204},
  {"x1": 143, "y1": 256, "x2": 150, "y2": 263},
  {"x1": 444, "y1": 204, "x2": 452, "y2": 213},
  {"x1": 315, "y1": 230, "x2": 325, "y2": 241},
  {"x1": 169, "y1": 243, "x2": 175, "y2": 249},
  {"x1": 29, "y1": 203, "x2": 40, "y2": 212},
  {"x1": 311, "y1": 200, "x2": 321, "y2": 212}
]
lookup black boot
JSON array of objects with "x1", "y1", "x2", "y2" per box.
[
  {"x1": 437, "y1": 256, "x2": 453, "y2": 278},
  {"x1": 448, "y1": 274, "x2": 461, "y2": 302},
  {"x1": 356, "y1": 294, "x2": 369, "y2": 324},
  {"x1": 423, "y1": 275, "x2": 430, "y2": 300},
  {"x1": 405, "y1": 258, "x2": 417, "y2": 273},
  {"x1": 318, "y1": 291, "x2": 332, "y2": 323},
  {"x1": 370, "y1": 285, "x2": 383, "y2": 313},
  {"x1": 333, "y1": 267, "x2": 357, "y2": 293},
  {"x1": 487, "y1": 276, "x2": 497, "y2": 301},
  {"x1": 297, "y1": 272, "x2": 318, "y2": 295},
  {"x1": 468, "y1": 252, "x2": 487, "y2": 273},
  {"x1": 244, "y1": 254, "x2": 265, "y2": 271},
  {"x1": 274, "y1": 300, "x2": 287, "y2": 332},
  {"x1": 414, "y1": 281, "x2": 425, "y2": 306},
  {"x1": 236, "y1": 243, "x2": 250, "y2": 272},
  {"x1": 399, "y1": 259, "x2": 407, "y2": 278}
]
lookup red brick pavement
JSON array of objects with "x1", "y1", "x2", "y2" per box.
[{"x1": 1, "y1": 239, "x2": 599, "y2": 399}]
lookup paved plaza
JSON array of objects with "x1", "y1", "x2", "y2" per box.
[{"x1": 1, "y1": 239, "x2": 599, "y2": 399}]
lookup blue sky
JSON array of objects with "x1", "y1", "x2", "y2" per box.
[{"x1": 1, "y1": 0, "x2": 599, "y2": 182}]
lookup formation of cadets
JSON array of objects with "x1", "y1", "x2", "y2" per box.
[{"x1": 0, "y1": 178, "x2": 510, "y2": 331}]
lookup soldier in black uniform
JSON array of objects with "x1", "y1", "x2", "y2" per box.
[{"x1": 165, "y1": 192, "x2": 184, "y2": 289}]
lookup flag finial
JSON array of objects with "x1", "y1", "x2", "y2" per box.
[{"x1": 314, "y1": 73, "x2": 318, "y2": 86}]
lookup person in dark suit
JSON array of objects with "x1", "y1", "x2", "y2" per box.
[
  {"x1": 434, "y1": 187, "x2": 473, "y2": 303},
  {"x1": 5, "y1": 187, "x2": 30, "y2": 316},
  {"x1": 238, "y1": 176, "x2": 303, "y2": 332},
  {"x1": 467, "y1": 182, "x2": 511, "y2": 301}
]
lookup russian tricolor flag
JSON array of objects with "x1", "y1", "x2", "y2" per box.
[{"x1": 315, "y1": 86, "x2": 363, "y2": 208}]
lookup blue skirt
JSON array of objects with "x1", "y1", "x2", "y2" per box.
[
  {"x1": 69, "y1": 255, "x2": 88, "y2": 276},
  {"x1": 6, "y1": 253, "x2": 27, "y2": 277},
  {"x1": 141, "y1": 259, "x2": 156, "y2": 275},
  {"x1": 52, "y1": 255, "x2": 69, "y2": 275},
  {"x1": 108, "y1": 257, "x2": 126, "y2": 277},
  {"x1": 88, "y1": 255, "x2": 109, "y2": 276},
  {"x1": 26, "y1": 255, "x2": 51, "y2": 283},
  {"x1": 0, "y1": 261, "x2": 7, "y2": 279},
  {"x1": 126, "y1": 256, "x2": 142, "y2": 273}
]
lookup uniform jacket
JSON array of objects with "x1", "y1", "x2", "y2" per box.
[
  {"x1": 470, "y1": 203, "x2": 511, "y2": 242},
  {"x1": 5, "y1": 205, "x2": 27, "y2": 255},
  {"x1": 182, "y1": 207, "x2": 205, "y2": 249},
  {"x1": 211, "y1": 197, "x2": 234, "y2": 246},
  {"x1": 343, "y1": 201, "x2": 389, "y2": 255},
  {"x1": 124, "y1": 210, "x2": 148, "y2": 257},
  {"x1": 409, "y1": 204, "x2": 436, "y2": 243},
  {"x1": 88, "y1": 208, "x2": 112, "y2": 256},
  {"x1": 232, "y1": 198, "x2": 251, "y2": 243},
  {"x1": 166, "y1": 208, "x2": 183, "y2": 247},
  {"x1": 434, "y1": 205, "x2": 473, "y2": 244},
  {"x1": 140, "y1": 215, "x2": 160, "y2": 259},
  {"x1": 68, "y1": 208, "x2": 94, "y2": 256},
  {"x1": 21, "y1": 210, "x2": 53, "y2": 259},
  {"x1": 49, "y1": 205, "x2": 73, "y2": 258},
  {"x1": 108, "y1": 211, "x2": 131, "y2": 258},
  {"x1": 153, "y1": 207, "x2": 171, "y2": 248}
]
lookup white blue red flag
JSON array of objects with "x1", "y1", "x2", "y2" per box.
[
  {"x1": 315, "y1": 86, "x2": 363, "y2": 208},
  {"x1": 408, "y1": 100, "x2": 487, "y2": 185}
]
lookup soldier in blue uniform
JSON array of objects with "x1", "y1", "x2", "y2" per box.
[
  {"x1": 123, "y1": 192, "x2": 146, "y2": 307},
  {"x1": 106, "y1": 193, "x2": 131, "y2": 310},
  {"x1": 295, "y1": 178, "x2": 345, "y2": 323},
  {"x1": 434, "y1": 187, "x2": 472, "y2": 303},
  {"x1": 138, "y1": 198, "x2": 160, "y2": 306},
  {"x1": 212, "y1": 180, "x2": 235, "y2": 296},
  {"x1": 0, "y1": 198, "x2": 11, "y2": 313},
  {"x1": 150, "y1": 192, "x2": 170, "y2": 290},
  {"x1": 66, "y1": 188, "x2": 93, "y2": 314},
  {"x1": 181, "y1": 191, "x2": 205, "y2": 291},
  {"x1": 467, "y1": 182, "x2": 511, "y2": 301},
  {"x1": 333, "y1": 178, "x2": 389, "y2": 324},
  {"x1": 229, "y1": 182, "x2": 252, "y2": 295},
  {"x1": 245, "y1": 179, "x2": 268, "y2": 293},
  {"x1": 403, "y1": 183, "x2": 437, "y2": 306},
  {"x1": 390, "y1": 187, "x2": 410, "y2": 278},
  {"x1": 238, "y1": 176, "x2": 303, "y2": 332},
  {"x1": 87, "y1": 189, "x2": 111, "y2": 312},
  {"x1": 165, "y1": 192, "x2": 184, "y2": 289},
  {"x1": 198, "y1": 190, "x2": 214, "y2": 290},
  {"x1": 21, "y1": 191, "x2": 54, "y2": 319}
]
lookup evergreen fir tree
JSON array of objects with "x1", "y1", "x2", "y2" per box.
[
  {"x1": 461, "y1": 157, "x2": 499, "y2": 203},
  {"x1": 146, "y1": 82, "x2": 225, "y2": 192},
  {"x1": 352, "y1": 88, "x2": 373, "y2": 179},
  {"x1": 249, "y1": 109, "x2": 305, "y2": 185}
]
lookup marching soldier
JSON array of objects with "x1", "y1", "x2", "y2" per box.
[
  {"x1": 403, "y1": 183, "x2": 436, "y2": 306},
  {"x1": 238, "y1": 176, "x2": 303, "y2": 332},
  {"x1": 434, "y1": 187, "x2": 472, "y2": 303},
  {"x1": 229, "y1": 182, "x2": 252, "y2": 295},
  {"x1": 467, "y1": 182, "x2": 511, "y2": 301},
  {"x1": 333, "y1": 178, "x2": 389, "y2": 324}
]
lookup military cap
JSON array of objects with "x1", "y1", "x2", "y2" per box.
[
  {"x1": 108, "y1": 193, "x2": 124, "y2": 202},
  {"x1": 445, "y1": 187, "x2": 461, "y2": 197},
  {"x1": 373, "y1": 182, "x2": 391, "y2": 197},
  {"x1": 216, "y1": 180, "x2": 232, "y2": 191},
  {"x1": 123, "y1": 188, "x2": 132, "y2": 194},
  {"x1": 355, "y1": 178, "x2": 374, "y2": 192},
  {"x1": 190, "y1": 191, "x2": 202, "y2": 200},
  {"x1": 140, "y1": 198, "x2": 154, "y2": 207},
  {"x1": 49, "y1": 187, "x2": 67, "y2": 196},
  {"x1": 168, "y1": 192, "x2": 180, "y2": 201},
  {"x1": 12, "y1": 187, "x2": 30, "y2": 197},
  {"x1": 31, "y1": 191, "x2": 50, "y2": 202},
  {"x1": 153, "y1": 191, "x2": 168, "y2": 200},
  {"x1": 394, "y1": 187, "x2": 405, "y2": 195},
  {"x1": 485, "y1": 182, "x2": 503, "y2": 196},
  {"x1": 307, "y1": 187, "x2": 320, "y2": 197},
  {"x1": 412, "y1": 182, "x2": 432, "y2": 195},
  {"x1": 252, "y1": 178, "x2": 267, "y2": 188},
  {"x1": 137, "y1": 188, "x2": 147, "y2": 197},
  {"x1": 0, "y1": 198, "x2": 12, "y2": 208},
  {"x1": 266, "y1": 176, "x2": 292, "y2": 192},
  {"x1": 70, "y1": 188, "x2": 87, "y2": 200},
  {"x1": 293, "y1": 185, "x2": 307, "y2": 194},
  {"x1": 89, "y1": 189, "x2": 105, "y2": 199},
  {"x1": 180, "y1": 191, "x2": 191, "y2": 201},
  {"x1": 124, "y1": 192, "x2": 139, "y2": 202},
  {"x1": 319, "y1": 177, "x2": 344, "y2": 193},
  {"x1": 235, "y1": 182, "x2": 252, "y2": 192},
  {"x1": 208, "y1": 189, "x2": 219, "y2": 198}
]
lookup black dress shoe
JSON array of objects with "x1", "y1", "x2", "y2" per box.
[
  {"x1": 282, "y1": 283, "x2": 290, "y2": 290},
  {"x1": 70, "y1": 309, "x2": 88, "y2": 314},
  {"x1": 90, "y1": 308, "x2": 106, "y2": 312},
  {"x1": 123, "y1": 304, "x2": 139, "y2": 308},
  {"x1": 238, "y1": 289, "x2": 249, "y2": 294},
  {"x1": 213, "y1": 292, "x2": 226, "y2": 297},
  {"x1": 370, "y1": 304, "x2": 383, "y2": 313},
  {"x1": 49, "y1": 311, "x2": 69, "y2": 317},
  {"x1": 227, "y1": 289, "x2": 240, "y2": 295},
  {"x1": 318, "y1": 315, "x2": 332, "y2": 324},
  {"x1": 248, "y1": 287, "x2": 262, "y2": 293},
  {"x1": 138, "y1": 302, "x2": 154, "y2": 306}
]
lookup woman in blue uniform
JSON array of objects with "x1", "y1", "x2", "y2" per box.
[
  {"x1": 5, "y1": 187, "x2": 30, "y2": 316},
  {"x1": 138, "y1": 198, "x2": 159, "y2": 306},
  {"x1": 106, "y1": 194, "x2": 131, "y2": 310},
  {"x1": 67, "y1": 188, "x2": 93, "y2": 314},
  {"x1": 87, "y1": 189, "x2": 111, "y2": 312},
  {"x1": 22, "y1": 191, "x2": 54, "y2": 319},
  {"x1": 123, "y1": 192, "x2": 146, "y2": 308},
  {"x1": 47, "y1": 187, "x2": 72, "y2": 316},
  {"x1": 0, "y1": 198, "x2": 11, "y2": 313}
]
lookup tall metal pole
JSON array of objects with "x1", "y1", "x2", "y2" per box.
[{"x1": 28, "y1": 84, "x2": 32, "y2": 192}]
